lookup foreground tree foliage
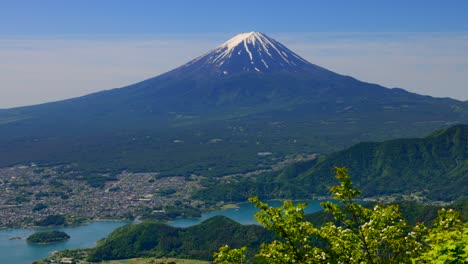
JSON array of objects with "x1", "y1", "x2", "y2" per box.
[
  {"x1": 214, "y1": 167, "x2": 467, "y2": 263},
  {"x1": 413, "y1": 209, "x2": 468, "y2": 263}
]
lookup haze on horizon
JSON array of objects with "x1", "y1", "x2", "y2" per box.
[{"x1": 1, "y1": 0, "x2": 467, "y2": 108}]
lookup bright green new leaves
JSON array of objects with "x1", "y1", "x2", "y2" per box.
[
  {"x1": 213, "y1": 167, "x2": 466, "y2": 264},
  {"x1": 214, "y1": 245, "x2": 247, "y2": 264},
  {"x1": 249, "y1": 197, "x2": 325, "y2": 263},
  {"x1": 413, "y1": 209, "x2": 468, "y2": 263},
  {"x1": 320, "y1": 167, "x2": 425, "y2": 263}
]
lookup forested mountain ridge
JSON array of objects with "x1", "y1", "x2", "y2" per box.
[
  {"x1": 299, "y1": 124, "x2": 468, "y2": 200},
  {"x1": 195, "y1": 124, "x2": 468, "y2": 202}
]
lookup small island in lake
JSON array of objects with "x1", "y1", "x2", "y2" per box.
[{"x1": 26, "y1": 230, "x2": 70, "y2": 244}]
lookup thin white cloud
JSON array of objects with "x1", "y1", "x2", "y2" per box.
[{"x1": 0, "y1": 33, "x2": 467, "y2": 108}]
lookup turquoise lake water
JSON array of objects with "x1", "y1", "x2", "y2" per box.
[
  {"x1": 1, "y1": 199, "x2": 327, "y2": 264},
  {"x1": 169, "y1": 199, "x2": 327, "y2": 227},
  {"x1": 0, "y1": 221, "x2": 129, "y2": 264}
]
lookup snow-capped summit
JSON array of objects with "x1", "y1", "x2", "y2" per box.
[{"x1": 183, "y1": 32, "x2": 316, "y2": 74}]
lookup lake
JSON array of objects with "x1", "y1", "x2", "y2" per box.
[
  {"x1": 1, "y1": 199, "x2": 327, "y2": 264},
  {"x1": 0, "y1": 221, "x2": 129, "y2": 264},
  {"x1": 169, "y1": 199, "x2": 328, "y2": 227}
]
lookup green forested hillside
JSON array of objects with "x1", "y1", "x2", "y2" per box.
[
  {"x1": 195, "y1": 124, "x2": 468, "y2": 202},
  {"x1": 301, "y1": 124, "x2": 468, "y2": 201},
  {"x1": 88, "y1": 216, "x2": 274, "y2": 262}
]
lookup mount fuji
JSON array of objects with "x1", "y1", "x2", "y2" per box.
[
  {"x1": 0, "y1": 32, "x2": 467, "y2": 176},
  {"x1": 181, "y1": 31, "x2": 319, "y2": 74}
]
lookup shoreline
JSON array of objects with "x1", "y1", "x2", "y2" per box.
[
  {"x1": 0, "y1": 218, "x2": 133, "y2": 231},
  {"x1": 26, "y1": 238, "x2": 70, "y2": 245},
  {"x1": 1, "y1": 195, "x2": 455, "y2": 231}
]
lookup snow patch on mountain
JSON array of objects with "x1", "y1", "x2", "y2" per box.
[{"x1": 184, "y1": 32, "x2": 315, "y2": 74}]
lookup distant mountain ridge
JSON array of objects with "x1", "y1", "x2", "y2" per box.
[{"x1": 0, "y1": 32, "x2": 467, "y2": 176}]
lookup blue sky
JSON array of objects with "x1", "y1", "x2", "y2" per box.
[
  {"x1": 1, "y1": 1, "x2": 467, "y2": 107},
  {"x1": 2, "y1": 0, "x2": 468, "y2": 34}
]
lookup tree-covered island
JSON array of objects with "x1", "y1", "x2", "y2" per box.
[{"x1": 26, "y1": 230, "x2": 70, "y2": 244}]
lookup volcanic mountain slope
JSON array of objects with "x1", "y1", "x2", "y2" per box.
[{"x1": 0, "y1": 32, "x2": 467, "y2": 176}]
